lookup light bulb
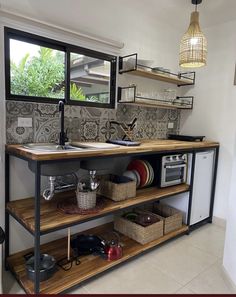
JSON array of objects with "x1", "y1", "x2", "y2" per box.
[{"x1": 190, "y1": 37, "x2": 199, "y2": 45}]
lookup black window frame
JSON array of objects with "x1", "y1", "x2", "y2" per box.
[{"x1": 4, "y1": 27, "x2": 117, "y2": 109}]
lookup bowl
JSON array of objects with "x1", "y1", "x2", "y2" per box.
[
  {"x1": 123, "y1": 170, "x2": 137, "y2": 182},
  {"x1": 135, "y1": 213, "x2": 159, "y2": 227},
  {"x1": 123, "y1": 212, "x2": 138, "y2": 222}
]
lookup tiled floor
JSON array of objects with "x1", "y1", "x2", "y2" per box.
[{"x1": 3, "y1": 223, "x2": 236, "y2": 294}]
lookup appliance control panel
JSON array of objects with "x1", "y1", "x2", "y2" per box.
[{"x1": 163, "y1": 154, "x2": 187, "y2": 163}]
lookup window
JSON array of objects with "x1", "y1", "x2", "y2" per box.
[
  {"x1": 70, "y1": 52, "x2": 110, "y2": 104},
  {"x1": 5, "y1": 27, "x2": 117, "y2": 108}
]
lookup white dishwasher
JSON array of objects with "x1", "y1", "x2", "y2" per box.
[{"x1": 190, "y1": 150, "x2": 215, "y2": 225}]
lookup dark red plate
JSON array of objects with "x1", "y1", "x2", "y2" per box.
[{"x1": 128, "y1": 160, "x2": 148, "y2": 188}]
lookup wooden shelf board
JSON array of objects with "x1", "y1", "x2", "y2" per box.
[
  {"x1": 7, "y1": 222, "x2": 188, "y2": 294},
  {"x1": 7, "y1": 184, "x2": 190, "y2": 234},
  {"x1": 127, "y1": 68, "x2": 193, "y2": 85},
  {"x1": 119, "y1": 101, "x2": 192, "y2": 110}
]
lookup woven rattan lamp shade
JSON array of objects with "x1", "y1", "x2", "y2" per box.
[{"x1": 179, "y1": 11, "x2": 207, "y2": 68}]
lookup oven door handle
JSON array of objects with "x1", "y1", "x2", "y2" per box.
[{"x1": 165, "y1": 164, "x2": 186, "y2": 169}]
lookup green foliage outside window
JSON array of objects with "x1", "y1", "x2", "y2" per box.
[{"x1": 10, "y1": 46, "x2": 85, "y2": 100}]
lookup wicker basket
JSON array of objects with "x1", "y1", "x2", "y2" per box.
[
  {"x1": 98, "y1": 175, "x2": 136, "y2": 202},
  {"x1": 152, "y1": 203, "x2": 183, "y2": 234},
  {"x1": 76, "y1": 190, "x2": 96, "y2": 210},
  {"x1": 114, "y1": 210, "x2": 164, "y2": 245}
]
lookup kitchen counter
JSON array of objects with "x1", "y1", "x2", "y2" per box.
[{"x1": 6, "y1": 140, "x2": 220, "y2": 161}]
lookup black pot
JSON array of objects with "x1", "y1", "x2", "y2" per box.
[{"x1": 25, "y1": 254, "x2": 56, "y2": 282}]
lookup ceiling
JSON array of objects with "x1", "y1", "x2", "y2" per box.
[{"x1": 1, "y1": 0, "x2": 236, "y2": 36}]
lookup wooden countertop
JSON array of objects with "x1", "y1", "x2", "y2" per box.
[{"x1": 5, "y1": 140, "x2": 219, "y2": 161}]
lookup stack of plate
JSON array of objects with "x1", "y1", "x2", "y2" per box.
[
  {"x1": 122, "y1": 170, "x2": 141, "y2": 188},
  {"x1": 123, "y1": 159, "x2": 154, "y2": 189}
]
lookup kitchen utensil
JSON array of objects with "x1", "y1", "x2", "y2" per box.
[
  {"x1": 135, "y1": 213, "x2": 159, "y2": 227},
  {"x1": 143, "y1": 160, "x2": 154, "y2": 186},
  {"x1": 106, "y1": 140, "x2": 141, "y2": 146},
  {"x1": 127, "y1": 57, "x2": 154, "y2": 69},
  {"x1": 71, "y1": 234, "x2": 104, "y2": 256},
  {"x1": 89, "y1": 170, "x2": 99, "y2": 191},
  {"x1": 25, "y1": 253, "x2": 56, "y2": 282},
  {"x1": 139, "y1": 160, "x2": 150, "y2": 187},
  {"x1": 122, "y1": 170, "x2": 137, "y2": 182},
  {"x1": 133, "y1": 170, "x2": 141, "y2": 188},
  {"x1": 109, "y1": 119, "x2": 137, "y2": 141},
  {"x1": 128, "y1": 117, "x2": 137, "y2": 130},
  {"x1": 168, "y1": 134, "x2": 205, "y2": 142},
  {"x1": 100, "y1": 232, "x2": 123, "y2": 261},
  {"x1": 127, "y1": 160, "x2": 148, "y2": 188},
  {"x1": 67, "y1": 228, "x2": 70, "y2": 261},
  {"x1": 77, "y1": 172, "x2": 99, "y2": 192},
  {"x1": 152, "y1": 67, "x2": 170, "y2": 76},
  {"x1": 57, "y1": 228, "x2": 80, "y2": 271},
  {"x1": 123, "y1": 212, "x2": 138, "y2": 222}
]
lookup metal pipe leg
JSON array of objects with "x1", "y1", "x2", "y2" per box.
[
  {"x1": 5, "y1": 153, "x2": 10, "y2": 270},
  {"x1": 34, "y1": 161, "x2": 41, "y2": 294}
]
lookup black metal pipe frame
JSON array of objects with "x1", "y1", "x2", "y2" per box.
[
  {"x1": 5, "y1": 152, "x2": 10, "y2": 270},
  {"x1": 209, "y1": 146, "x2": 220, "y2": 221},
  {"x1": 34, "y1": 161, "x2": 41, "y2": 294},
  {"x1": 5, "y1": 145, "x2": 220, "y2": 294},
  {"x1": 187, "y1": 152, "x2": 196, "y2": 231}
]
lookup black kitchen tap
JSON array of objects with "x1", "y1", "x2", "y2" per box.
[{"x1": 58, "y1": 101, "x2": 68, "y2": 146}]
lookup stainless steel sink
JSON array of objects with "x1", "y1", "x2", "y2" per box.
[
  {"x1": 23, "y1": 143, "x2": 86, "y2": 152},
  {"x1": 23, "y1": 142, "x2": 115, "y2": 175},
  {"x1": 22, "y1": 143, "x2": 85, "y2": 176}
]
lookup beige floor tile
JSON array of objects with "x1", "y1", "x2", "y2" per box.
[
  {"x1": 175, "y1": 286, "x2": 195, "y2": 294},
  {"x1": 67, "y1": 285, "x2": 90, "y2": 294},
  {"x1": 84, "y1": 257, "x2": 181, "y2": 294},
  {"x1": 180, "y1": 224, "x2": 225, "y2": 258},
  {"x1": 2, "y1": 269, "x2": 88, "y2": 294},
  {"x1": 3, "y1": 270, "x2": 25, "y2": 294},
  {"x1": 142, "y1": 239, "x2": 218, "y2": 286},
  {"x1": 185, "y1": 260, "x2": 236, "y2": 294}
]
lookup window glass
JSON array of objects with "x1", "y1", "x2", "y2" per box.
[
  {"x1": 70, "y1": 52, "x2": 111, "y2": 104},
  {"x1": 10, "y1": 39, "x2": 65, "y2": 99}
]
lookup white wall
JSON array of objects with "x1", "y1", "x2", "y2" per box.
[
  {"x1": 0, "y1": 4, "x2": 181, "y2": 253},
  {"x1": 179, "y1": 18, "x2": 236, "y2": 286},
  {"x1": 180, "y1": 20, "x2": 236, "y2": 220},
  {"x1": 223, "y1": 135, "x2": 236, "y2": 285}
]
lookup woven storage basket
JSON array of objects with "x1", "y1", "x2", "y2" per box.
[
  {"x1": 76, "y1": 190, "x2": 96, "y2": 210},
  {"x1": 152, "y1": 203, "x2": 183, "y2": 234},
  {"x1": 114, "y1": 210, "x2": 164, "y2": 245},
  {"x1": 98, "y1": 174, "x2": 136, "y2": 202}
]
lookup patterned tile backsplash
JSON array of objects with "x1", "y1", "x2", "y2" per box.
[{"x1": 6, "y1": 101, "x2": 180, "y2": 144}]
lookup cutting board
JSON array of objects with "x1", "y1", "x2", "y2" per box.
[{"x1": 70, "y1": 142, "x2": 120, "y2": 149}]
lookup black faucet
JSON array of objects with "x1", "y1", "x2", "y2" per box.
[{"x1": 58, "y1": 101, "x2": 68, "y2": 146}]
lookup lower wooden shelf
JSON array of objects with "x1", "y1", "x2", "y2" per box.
[
  {"x1": 6, "y1": 184, "x2": 190, "y2": 234},
  {"x1": 7, "y1": 223, "x2": 188, "y2": 294}
]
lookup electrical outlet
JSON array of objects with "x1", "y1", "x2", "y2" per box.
[
  {"x1": 168, "y1": 122, "x2": 174, "y2": 129},
  {"x1": 18, "y1": 117, "x2": 32, "y2": 128}
]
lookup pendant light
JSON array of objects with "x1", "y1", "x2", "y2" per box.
[{"x1": 179, "y1": 0, "x2": 207, "y2": 68}]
